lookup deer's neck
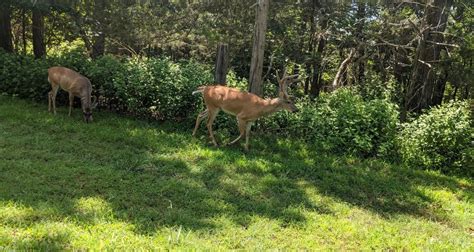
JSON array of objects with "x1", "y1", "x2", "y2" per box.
[
  {"x1": 260, "y1": 98, "x2": 283, "y2": 116},
  {"x1": 81, "y1": 92, "x2": 91, "y2": 111}
]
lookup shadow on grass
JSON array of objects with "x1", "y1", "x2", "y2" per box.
[
  {"x1": 1, "y1": 103, "x2": 324, "y2": 237},
  {"x1": 0, "y1": 97, "x2": 471, "y2": 243},
  {"x1": 250, "y1": 137, "x2": 472, "y2": 221}
]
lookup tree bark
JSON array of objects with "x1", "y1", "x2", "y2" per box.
[
  {"x1": 0, "y1": 2, "x2": 14, "y2": 52},
  {"x1": 309, "y1": 4, "x2": 328, "y2": 97},
  {"x1": 303, "y1": 0, "x2": 317, "y2": 94},
  {"x1": 91, "y1": 0, "x2": 107, "y2": 58},
  {"x1": 214, "y1": 43, "x2": 229, "y2": 84},
  {"x1": 332, "y1": 49, "x2": 355, "y2": 89},
  {"x1": 22, "y1": 8, "x2": 27, "y2": 54},
  {"x1": 355, "y1": 3, "x2": 366, "y2": 93},
  {"x1": 403, "y1": 0, "x2": 453, "y2": 118},
  {"x1": 248, "y1": 0, "x2": 269, "y2": 96},
  {"x1": 91, "y1": 33, "x2": 105, "y2": 58},
  {"x1": 32, "y1": 8, "x2": 46, "y2": 58}
]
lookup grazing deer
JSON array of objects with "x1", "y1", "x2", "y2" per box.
[
  {"x1": 47, "y1": 66, "x2": 97, "y2": 123},
  {"x1": 192, "y1": 69, "x2": 299, "y2": 151}
]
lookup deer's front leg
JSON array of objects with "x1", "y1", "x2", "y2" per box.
[
  {"x1": 50, "y1": 86, "x2": 59, "y2": 115},
  {"x1": 228, "y1": 117, "x2": 246, "y2": 145},
  {"x1": 68, "y1": 93, "x2": 74, "y2": 116},
  {"x1": 193, "y1": 109, "x2": 208, "y2": 137},
  {"x1": 244, "y1": 122, "x2": 253, "y2": 151}
]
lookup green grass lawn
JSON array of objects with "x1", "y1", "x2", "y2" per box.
[{"x1": 0, "y1": 96, "x2": 473, "y2": 250}]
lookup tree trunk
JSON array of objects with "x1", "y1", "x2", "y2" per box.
[
  {"x1": 355, "y1": 3, "x2": 366, "y2": 93},
  {"x1": 214, "y1": 43, "x2": 229, "y2": 84},
  {"x1": 32, "y1": 8, "x2": 46, "y2": 58},
  {"x1": 303, "y1": 0, "x2": 317, "y2": 95},
  {"x1": 91, "y1": 33, "x2": 105, "y2": 58},
  {"x1": 22, "y1": 8, "x2": 27, "y2": 54},
  {"x1": 0, "y1": 2, "x2": 14, "y2": 52},
  {"x1": 309, "y1": 6, "x2": 328, "y2": 97},
  {"x1": 332, "y1": 49, "x2": 355, "y2": 89},
  {"x1": 91, "y1": 0, "x2": 107, "y2": 58},
  {"x1": 248, "y1": 0, "x2": 269, "y2": 96},
  {"x1": 403, "y1": 0, "x2": 453, "y2": 118}
]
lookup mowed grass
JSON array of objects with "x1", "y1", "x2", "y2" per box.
[{"x1": 0, "y1": 96, "x2": 473, "y2": 250}]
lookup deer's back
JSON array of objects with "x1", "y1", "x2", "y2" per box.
[
  {"x1": 48, "y1": 67, "x2": 91, "y2": 94},
  {"x1": 203, "y1": 85, "x2": 266, "y2": 115}
]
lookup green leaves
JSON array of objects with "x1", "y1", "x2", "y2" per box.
[
  {"x1": 260, "y1": 88, "x2": 400, "y2": 158},
  {"x1": 0, "y1": 51, "x2": 213, "y2": 121},
  {"x1": 399, "y1": 101, "x2": 472, "y2": 175}
]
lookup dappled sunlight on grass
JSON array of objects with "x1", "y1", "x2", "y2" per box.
[
  {"x1": 0, "y1": 96, "x2": 473, "y2": 250},
  {"x1": 74, "y1": 197, "x2": 114, "y2": 223}
]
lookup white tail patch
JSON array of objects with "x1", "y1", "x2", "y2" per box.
[{"x1": 192, "y1": 86, "x2": 205, "y2": 95}]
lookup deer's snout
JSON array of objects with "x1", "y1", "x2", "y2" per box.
[
  {"x1": 290, "y1": 104, "x2": 299, "y2": 113},
  {"x1": 83, "y1": 111, "x2": 93, "y2": 123}
]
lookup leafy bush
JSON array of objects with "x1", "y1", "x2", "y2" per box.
[
  {"x1": 260, "y1": 88, "x2": 400, "y2": 157},
  {"x1": 399, "y1": 101, "x2": 473, "y2": 175},
  {"x1": 0, "y1": 51, "x2": 213, "y2": 121}
]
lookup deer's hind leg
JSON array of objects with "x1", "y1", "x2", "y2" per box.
[
  {"x1": 68, "y1": 92, "x2": 74, "y2": 116},
  {"x1": 244, "y1": 122, "x2": 253, "y2": 151},
  {"x1": 192, "y1": 109, "x2": 208, "y2": 137},
  {"x1": 206, "y1": 108, "x2": 220, "y2": 146}
]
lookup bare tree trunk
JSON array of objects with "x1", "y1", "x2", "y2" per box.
[
  {"x1": 332, "y1": 49, "x2": 355, "y2": 89},
  {"x1": 0, "y1": 2, "x2": 14, "y2": 52},
  {"x1": 309, "y1": 5, "x2": 328, "y2": 97},
  {"x1": 215, "y1": 43, "x2": 229, "y2": 84},
  {"x1": 91, "y1": 0, "x2": 107, "y2": 58},
  {"x1": 32, "y1": 8, "x2": 46, "y2": 58},
  {"x1": 91, "y1": 33, "x2": 105, "y2": 58},
  {"x1": 303, "y1": 0, "x2": 317, "y2": 94},
  {"x1": 22, "y1": 8, "x2": 27, "y2": 54},
  {"x1": 248, "y1": 0, "x2": 269, "y2": 96},
  {"x1": 403, "y1": 0, "x2": 453, "y2": 119},
  {"x1": 355, "y1": 3, "x2": 366, "y2": 93}
]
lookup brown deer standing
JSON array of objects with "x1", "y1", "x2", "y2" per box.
[
  {"x1": 47, "y1": 66, "x2": 97, "y2": 123},
  {"x1": 192, "y1": 69, "x2": 299, "y2": 151}
]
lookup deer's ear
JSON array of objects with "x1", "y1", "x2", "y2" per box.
[{"x1": 91, "y1": 95, "x2": 98, "y2": 109}]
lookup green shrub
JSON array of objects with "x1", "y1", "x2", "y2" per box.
[
  {"x1": 0, "y1": 51, "x2": 213, "y2": 121},
  {"x1": 399, "y1": 101, "x2": 473, "y2": 175},
  {"x1": 0, "y1": 52, "x2": 50, "y2": 100},
  {"x1": 260, "y1": 88, "x2": 400, "y2": 157}
]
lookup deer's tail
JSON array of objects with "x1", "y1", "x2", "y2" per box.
[{"x1": 192, "y1": 86, "x2": 206, "y2": 95}]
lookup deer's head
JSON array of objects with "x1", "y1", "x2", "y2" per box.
[
  {"x1": 83, "y1": 96, "x2": 98, "y2": 123},
  {"x1": 276, "y1": 69, "x2": 299, "y2": 113}
]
